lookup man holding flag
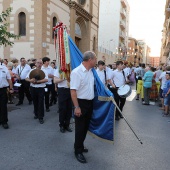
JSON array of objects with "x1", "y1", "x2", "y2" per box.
[{"x1": 70, "y1": 51, "x2": 97, "y2": 163}]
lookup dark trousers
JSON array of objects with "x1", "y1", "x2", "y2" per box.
[
  {"x1": 30, "y1": 87, "x2": 45, "y2": 119},
  {"x1": 74, "y1": 99, "x2": 93, "y2": 154},
  {"x1": 18, "y1": 80, "x2": 32, "y2": 103},
  {"x1": 144, "y1": 87, "x2": 151, "y2": 104},
  {"x1": 109, "y1": 87, "x2": 126, "y2": 118},
  {"x1": 50, "y1": 82, "x2": 57, "y2": 104},
  {"x1": 0, "y1": 88, "x2": 8, "y2": 124},
  {"x1": 45, "y1": 84, "x2": 53, "y2": 109},
  {"x1": 58, "y1": 88, "x2": 72, "y2": 128}
]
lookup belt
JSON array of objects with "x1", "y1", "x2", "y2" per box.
[
  {"x1": 58, "y1": 87, "x2": 70, "y2": 89},
  {"x1": 0, "y1": 87, "x2": 7, "y2": 90}
]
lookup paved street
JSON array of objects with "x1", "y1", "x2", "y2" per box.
[{"x1": 1, "y1": 91, "x2": 170, "y2": 170}]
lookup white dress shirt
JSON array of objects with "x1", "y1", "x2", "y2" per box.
[
  {"x1": 26, "y1": 69, "x2": 48, "y2": 88},
  {"x1": 159, "y1": 71, "x2": 167, "y2": 90},
  {"x1": 54, "y1": 69, "x2": 69, "y2": 88},
  {"x1": 70, "y1": 63, "x2": 94, "y2": 100},
  {"x1": 123, "y1": 67, "x2": 130, "y2": 77},
  {"x1": 12, "y1": 67, "x2": 17, "y2": 74},
  {"x1": 0, "y1": 65, "x2": 11, "y2": 88},
  {"x1": 41, "y1": 65, "x2": 54, "y2": 85},
  {"x1": 16, "y1": 64, "x2": 31, "y2": 80},
  {"x1": 109, "y1": 69, "x2": 126, "y2": 87},
  {"x1": 96, "y1": 68, "x2": 109, "y2": 85}
]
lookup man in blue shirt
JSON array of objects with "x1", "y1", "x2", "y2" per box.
[{"x1": 142, "y1": 66, "x2": 153, "y2": 105}]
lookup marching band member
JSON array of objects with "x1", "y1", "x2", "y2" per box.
[
  {"x1": 15, "y1": 57, "x2": 32, "y2": 106},
  {"x1": 109, "y1": 61, "x2": 129, "y2": 121},
  {"x1": 25, "y1": 59, "x2": 48, "y2": 124},
  {"x1": 0, "y1": 64, "x2": 13, "y2": 129},
  {"x1": 96, "y1": 60, "x2": 110, "y2": 86},
  {"x1": 41, "y1": 57, "x2": 54, "y2": 112},
  {"x1": 53, "y1": 69, "x2": 72, "y2": 133},
  {"x1": 70, "y1": 51, "x2": 97, "y2": 163}
]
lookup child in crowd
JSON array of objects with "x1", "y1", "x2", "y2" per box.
[{"x1": 162, "y1": 72, "x2": 170, "y2": 116}]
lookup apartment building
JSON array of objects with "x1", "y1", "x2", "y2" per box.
[
  {"x1": 0, "y1": 0, "x2": 99, "y2": 60},
  {"x1": 98, "y1": 0, "x2": 130, "y2": 64},
  {"x1": 160, "y1": 0, "x2": 170, "y2": 64},
  {"x1": 149, "y1": 57, "x2": 160, "y2": 67},
  {"x1": 127, "y1": 37, "x2": 143, "y2": 65}
]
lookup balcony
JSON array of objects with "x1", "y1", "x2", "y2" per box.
[
  {"x1": 119, "y1": 31, "x2": 125, "y2": 40},
  {"x1": 166, "y1": 18, "x2": 170, "y2": 30},
  {"x1": 163, "y1": 47, "x2": 170, "y2": 56},
  {"x1": 121, "y1": 0, "x2": 126, "y2": 8},
  {"x1": 165, "y1": 33, "x2": 170, "y2": 49},
  {"x1": 120, "y1": 8, "x2": 126, "y2": 19},
  {"x1": 120, "y1": 19, "x2": 126, "y2": 29}
]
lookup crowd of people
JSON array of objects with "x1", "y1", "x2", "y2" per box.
[
  {"x1": 0, "y1": 52, "x2": 170, "y2": 163},
  {"x1": 98, "y1": 61, "x2": 170, "y2": 117}
]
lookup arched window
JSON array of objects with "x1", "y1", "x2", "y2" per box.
[
  {"x1": 75, "y1": 23, "x2": 82, "y2": 37},
  {"x1": 52, "y1": 17, "x2": 57, "y2": 39},
  {"x1": 75, "y1": 23, "x2": 82, "y2": 48},
  {"x1": 18, "y1": 12, "x2": 26, "y2": 36}
]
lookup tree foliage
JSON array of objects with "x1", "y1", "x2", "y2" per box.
[{"x1": 0, "y1": 8, "x2": 19, "y2": 46}]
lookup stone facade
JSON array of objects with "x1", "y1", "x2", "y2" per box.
[{"x1": 0, "y1": 0, "x2": 99, "y2": 60}]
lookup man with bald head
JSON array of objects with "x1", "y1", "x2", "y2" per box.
[{"x1": 70, "y1": 51, "x2": 97, "y2": 163}]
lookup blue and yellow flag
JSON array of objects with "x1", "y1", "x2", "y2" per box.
[{"x1": 69, "y1": 36, "x2": 115, "y2": 142}]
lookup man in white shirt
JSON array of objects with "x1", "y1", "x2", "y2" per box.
[
  {"x1": 109, "y1": 61, "x2": 129, "y2": 121},
  {"x1": 96, "y1": 61, "x2": 109, "y2": 86},
  {"x1": 70, "y1": 51, "x2": 97, "y2": 164},
  {"x1": 41, "y1": 57, "x2": 54, "y2": 112},
  {"x1": 15, "y1": 57, "x2": 32, "y2": 106},
  {"x1": 25, "y1": 59, "x2": 48, "y2": 124},
  {"x1": 0, "y1": 64, "x2": 13, "y2": 129},
  {"x1": 53, "y1": 69, "x2": 72, "y2": 133}
]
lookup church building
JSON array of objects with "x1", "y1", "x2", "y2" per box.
[{"x1": 0, "y1": 0, "x2": 99, "y2": 60}]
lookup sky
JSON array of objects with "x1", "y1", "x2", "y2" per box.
[{"x1": 128, "y1": 0, "x2": 166, "y2": 57}]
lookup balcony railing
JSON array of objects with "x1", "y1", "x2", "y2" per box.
[
  {"x1": 120, "y1": 19, "x2": 126, "y2": 29},
  {"x1": 120, "y1": 8, "x2": 126, "y2": 18},
  {"x1": 98, "y1": 46, "x2": 115, "y2": 57},
  {"x1": 166, "y1": 18, "x2": 170, "y2": 28},
  {"x1": 121, "y1": 0, "x2": 126, "y2": 8},
  {"x1": 119, "y1": 31, "x2": 125, "y2": 39}
]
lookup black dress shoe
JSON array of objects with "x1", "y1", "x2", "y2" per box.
[
  {"x1": 83, "y1": 147, "x2": 88, "y2": 153},
  {"x1": 16, "y1": 102, "x2": 23, "y2": 106},
  {"x1": 60, "y1": 127, "x2": 65, "y2": 133},
  {"x1": 119, "y1": 114, "x2": 124, "y2": 119},
  {"x1": 46, "y1": 108, "x2": 50, "y2": 112},
  {"x1": 2, "y1": 123, "x2": 9, "y2": 129},
  {"x1": 65, "y1": 127, "x2": 72, "y2": 132},
  {"x1": 115, "y1": 117, "x2": 120, "y2": 121},
  {"x1": 75, "y1": 153, "x2": 87, "y2": 163},
  {"x1": 34, "y1": 116, "x2": 38, "y2": 119},
  {"x1": 39, "y1": 119, "x2": 44, "y2": 124}
]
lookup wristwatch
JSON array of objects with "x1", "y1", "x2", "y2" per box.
[{"x1": 74, "y1": 106, "x2": 80, "y2": 109}]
